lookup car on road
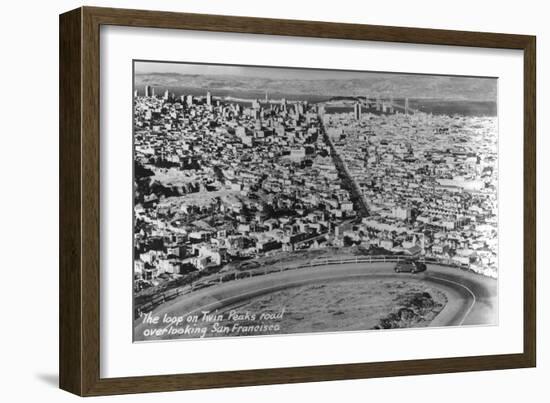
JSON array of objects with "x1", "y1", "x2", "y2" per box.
[{"x1": 394, "y1": 260, "x2": 427, "y2": 273}]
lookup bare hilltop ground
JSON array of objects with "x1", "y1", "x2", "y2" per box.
[{"x1": 162, "y1": 277, "x2": 447, "y2": 339}]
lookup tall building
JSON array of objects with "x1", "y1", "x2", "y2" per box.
[
  {"x1": 145, "y1": 85, "x2": 154, "y2": 97},
  {"x1": 233, "y1": 103, "x2": 241, "y2": 116},
  {"x1": 206, "y1": 91, "x2": 212, "y2": 106},
  {"x1": 163, "y1": 90, "x2": 169, "y2": 100},
  {"x1": 186, "y1": 95, "x2": 193, "y2": 107},
  {"x1": 354, "y1": 102, "x2": 362, "y2": 120},
  {"x1": 294, "y1": 105, "x2": 300, "y2": 120},
  {"x1": 318, "y1": 105, "x2": 325, "y2": 119}
]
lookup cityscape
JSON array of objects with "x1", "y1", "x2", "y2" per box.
[{"x1": 132, "y1": 62, "x2": 498, "y2": 341}]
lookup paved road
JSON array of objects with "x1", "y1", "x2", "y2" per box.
[
  {"x1": 422, "y1": 264, "x2": 497, "y2": 326},
  {"x1": 134, "y1": 262, "x2": 497, "y2": 341}
]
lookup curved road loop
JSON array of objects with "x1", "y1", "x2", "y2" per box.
[{"x1": 134, "y1": 263, "x2": 497, "y2": 341}]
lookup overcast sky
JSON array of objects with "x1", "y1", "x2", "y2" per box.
[{"x1": 134, "y1": 60, "x2": 492, "y2": 82}]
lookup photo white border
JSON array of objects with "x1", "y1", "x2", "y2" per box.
[{"x1": 100, "y1": 25, "x2": 524, "y2": 378}]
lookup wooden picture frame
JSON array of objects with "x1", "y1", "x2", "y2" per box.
[{"x1": 59, "y1": 6, "x2": 536, "y2": 396}]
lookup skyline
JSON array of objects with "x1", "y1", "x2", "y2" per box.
[{"x1": 134, "y1": 61, "x2": 498, "y2": 101}]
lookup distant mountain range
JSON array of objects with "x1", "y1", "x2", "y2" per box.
[{"x1": 135, "y1": 72, "x2": 497, "y2": 101}]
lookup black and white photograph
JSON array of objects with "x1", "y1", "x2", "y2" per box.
[
  {"x1": 132, "y1": 60, "x2": 498, "y2": 342},
  {"x1": 1, "y1": 0, "x2": 544, "y2": 400}
]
